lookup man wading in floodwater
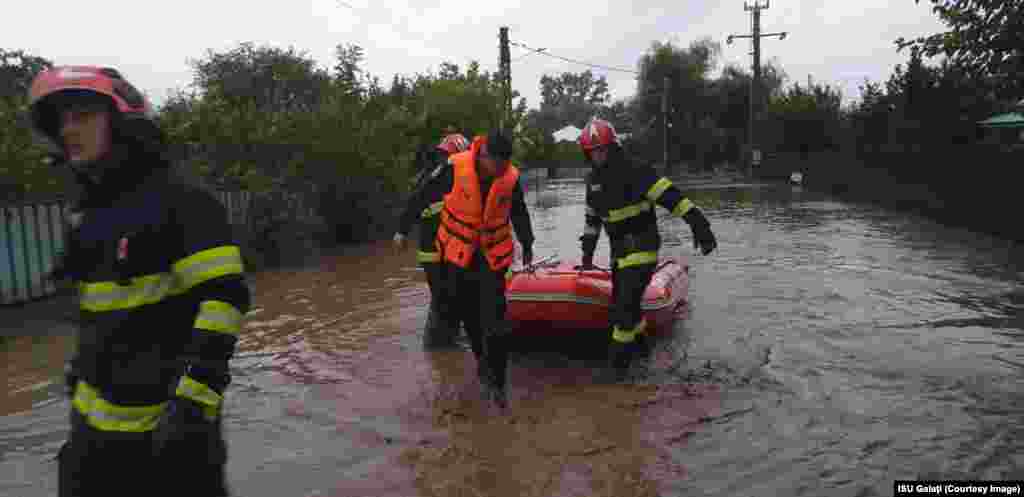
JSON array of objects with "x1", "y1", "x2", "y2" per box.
[{"x1": 433, "y1": 131, "x2": 535, "y2": 408}]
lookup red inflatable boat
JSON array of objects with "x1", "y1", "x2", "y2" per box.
[{"x1": 505, "y1": 257, "x2": 690, "y2": 335}]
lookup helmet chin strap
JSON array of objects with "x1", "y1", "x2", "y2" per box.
[{"x1": 67, "y1": 148, "x2": 118, "y2": 187}]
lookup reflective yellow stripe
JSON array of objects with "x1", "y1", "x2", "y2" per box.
[
  {"x1": 605, "y1": 201, "x2": 652, "y2": 223},
  {"x1": 421, "y1": 201, "x2": 444, "y2": 219},
  {"x1": 617, "y1": 251, "x2": 658, "y2": 268},
  {"x1": 173, "y1": 246, "x2": 244, "y2": 291},
  {"x1": 612, "y1": 325, "x2": 635, "y2": 343},
  {"x1": 672, "y1": 198, "x2": 694, "y2": 217},
  {"x1": 417, "y1": 250, "x2": 441, "y2": 263},
  {"x1": 583, "y1": 225, "x2": 600, "y2": 236},
  {"x1": 175, "y1": 375, "x2": 223, "y2": 421},
  {"x1": 79, "y1": 274, "x2": 176, "y2": 312},
  {"x1": 646, "y1": 178, "x2": 673, "y2": 203},
  {"x1": 72, "y1": 381, "x2": 167, "y2": 432},
  {"x1": 194, "y1": 300, "x2": 243, "y2": 335},
  {"x1": 611, "y1": 319, "x2": 647, "y2": 344}
]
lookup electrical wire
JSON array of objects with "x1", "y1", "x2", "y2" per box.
[{"x1": 510, "y1": 41, "x2": 638, "y2": 74}]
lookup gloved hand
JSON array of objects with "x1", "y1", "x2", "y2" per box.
[
  {"x1": 682, "y1": 207, "x2": 718, "y2": 255},
  {"x1": 578, "y1": 254, "x2": 596, "y2": 270},
  {"x1": 393, "y1": 232, "x2": 407, "y2": 252},
  {"x1": 521, "y1": 245, "x2": 533, "y2": 267},
  {"x1": 152, "y1": 396, "x2": 224, "y2": 460}
]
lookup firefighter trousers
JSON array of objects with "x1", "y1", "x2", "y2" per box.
[
  {"x1": 59, "y1": 404, "x2": 229, "y2": 497},
  {"x1": 422, "y1": 261, "x2": 461, "y2": 348},
  {"x1": 442, "y1": 253, "x2": 510, "y2": 392},
  {"x1": 610, "y1": 260, "x2": 658, "y2": 351}
]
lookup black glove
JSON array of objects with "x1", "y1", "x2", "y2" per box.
[
  {"x1": 682, "y1": 207, "x2": 718, "y2": 255},
  {"x1": 152, "y1": 396, "x2": 226, "y2": 465}
]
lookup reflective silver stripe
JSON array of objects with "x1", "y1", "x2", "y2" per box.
[
  {"x1": 585, "y1": 206, "x2": 597, "y2": 216},
  {"x1": 583, "y1": 225, "x2": 600, "y2": 236},
  {"x1": 175, "y1": 255, "x2": 243, "y2": 290},
  {"x1": 605, "y1": 201, "x2": 652, "y2": 223},
  {"x1": 646, "y1": 178, "x2": 674, "y2": 203},
  {"x1": 172, "y1": 246, "x2": 244, "y2": 291},
  {"x1": 672, "y1": 198, "x2": 694, "y2": 217},
  {"x1": 72, "y1": 381, "x2": 167, "y2": 432},
  {"x1": 195, "y1": 300, "x2": 244, "y2": 334},
  {"x1": 175, "y1": 375, "x2": 223, "y2": 420},
  {"x1": 79, "y1": 274, "x2": 177, "y2": 312}
]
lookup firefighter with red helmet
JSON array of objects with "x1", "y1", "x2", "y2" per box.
[
  {"x1": 29, "y1": 66, "x2": 251, "y2": 496},
  {"x1": 394, "y1": 132, "x2": 471, "y2": 348},
  {"x1": 577, "y1": 117, "x2": 717, "y2": 382}
]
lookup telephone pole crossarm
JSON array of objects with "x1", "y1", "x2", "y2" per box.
[{"x1": 726, "y1": 0, "x2": 788, "y2": 176}]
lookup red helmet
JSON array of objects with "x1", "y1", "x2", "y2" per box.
[
  {"x1": 578, "y1": 117, "x2": 620, "y2": 151},
  {"x1": 28, "y1": 66, "x2": 155, "y2": 148},
  {"x1": 437, "y1": 133, "x2": 469, "y2": 155}
]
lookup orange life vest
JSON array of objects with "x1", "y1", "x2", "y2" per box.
[{"x1": 436, "y1": 149, "x2": 520, "y2": 271}]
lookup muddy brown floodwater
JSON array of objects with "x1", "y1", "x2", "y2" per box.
[{"x1": 2, "y1": 174, "x2": 1023, "y2": 497}]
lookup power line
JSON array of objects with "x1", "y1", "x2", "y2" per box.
[
  {"x1": 511, "y1": 48, "x2": 540, "y2": 63},
  {"x1": 509, "y1": 41, "x2": 638, "y2": 74}
]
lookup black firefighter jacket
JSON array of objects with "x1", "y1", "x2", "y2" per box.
[{"x1": 62, "y1": 158, "x2": 251, "y2": 434}]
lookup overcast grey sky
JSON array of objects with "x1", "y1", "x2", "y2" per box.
[{"x1": 11, "y1": 0, "x2": 946, "y2": 109}]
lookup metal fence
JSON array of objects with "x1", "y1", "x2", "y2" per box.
[{"x1": 1, "y1": 200, "x2": 70, "y2": 305}]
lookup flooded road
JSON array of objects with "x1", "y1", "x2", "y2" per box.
[{"x1": 2, "y1": 175, "x2": 1023, "y2": 496}]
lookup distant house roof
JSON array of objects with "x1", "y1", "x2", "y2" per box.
[
  {"x1": 978, "y1": 112, "x2": 1024, "y2": 128},
  {"x1": 552, "y1": 125, "x2": 582, "y2": 142},
  {"x1": 552, "y1": 124, "x2": 632, "y2": 142}
]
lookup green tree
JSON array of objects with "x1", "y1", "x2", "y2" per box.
[
  {"x1": 0, "y1": 48, "x2": 64, "y2": 200},
  {"x1": 633, "y1": 37, "x2": 723, "y2": 166},
  {"x1": 896, "y1": 0, "x2": 1024, "y2": 99},
  {"x1": 766, "y1": 80, "x2": 843, "y2": 158}
]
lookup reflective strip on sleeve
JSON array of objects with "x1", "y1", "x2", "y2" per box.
[
  {"x1": 421, "y1": 201, "x2": 444, "y2": 219},
  {"x1": 672, "y1": 198, "x2": 694, "y2": 217},
  {"x1": 72, "y1": 381, "x2": 167, "y2": 432},
  {"x1": 611, "y1": 325, "x2": 636, "y2": 344},
  {"x1": 173, "y1": 246, "x2": 244, "y2": 291},
  {"x1": 611, "y1": 319, "x2": 647, "y2": 344},
  {"x1": 194, "y1": 300, "x2": 244, "y2": 335},
  {"x1": 585, "y1": 206, "x2": 597, "y2": 216},
  {"x1": 646, "y1": 177, "x2": 674, "y2": 203},
  {"x1": 417, "y1": 250, "x2": 441, "y2": 263},
  {"x1": 616, "y1": 251, "x2": 658, "y2": 268},
  {"x1": 79, "y1": 274, "x2": 176, "y2": 312},
  {"x1": 583, "y1": 225, "x2": 600, "y2": 236},
  {"x1": 175, "y1": 375, "x2": 223, "y2": 421},
  {"x1": 605, "y1": 201, "x2": 652, "y2": 223}
]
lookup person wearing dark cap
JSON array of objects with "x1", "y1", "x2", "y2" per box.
[{"x1": 433, "y1": 130, "x2": 535, "y2": 409}]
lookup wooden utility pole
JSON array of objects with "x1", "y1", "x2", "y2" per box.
[
  {"x1": 662, "y1": 75, "x2": 670, "y2": 175},
  {"x1": 727, "y1": 1, "x2": 787, "y2": 177},
  {"x1": 498, "y1": 27, "x2": 512, "y2": 136}
]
